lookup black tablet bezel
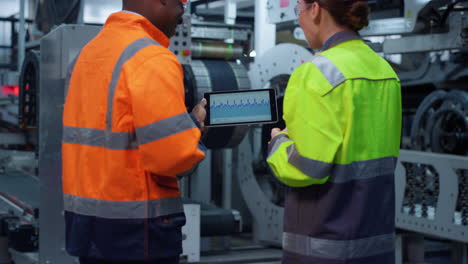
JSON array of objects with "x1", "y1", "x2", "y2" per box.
[{"x1": 204, "y1": 88, "x2": 278, "y2": 127}]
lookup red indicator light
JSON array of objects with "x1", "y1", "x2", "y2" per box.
[{"x1": 1, "y1": 85, "x2": 19, "y2": 96}]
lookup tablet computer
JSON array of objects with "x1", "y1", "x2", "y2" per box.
[{"x1": 204, "y1": 89, "x2": 278, "y2": 127}]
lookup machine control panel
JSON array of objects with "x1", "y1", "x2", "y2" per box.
[{"x1": 170, "y1": 13, "x2": 192, "y2": 65}]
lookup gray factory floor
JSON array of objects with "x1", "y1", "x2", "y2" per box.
[
  {"x1": 182, "y1": 235, "x2": 459, "y2": 264},
  {"x1": 183, "y1": 235, "x2": 282, "y2": 264},
  {"x1": 192, "y1": 250, "x2": 455, "y2": 264},
  {"x1": 196, "y1": 248, "x2": 282, "y2": 264},
  {"x1": 0, "y1": 169, "x2": 462, "y2": 264}
]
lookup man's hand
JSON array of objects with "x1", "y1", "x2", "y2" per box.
[
  {"x1": 192, "y1": 98, "x2": 207, "y2": 131},
  {"x1": 271, "y1": 128, "x2": 288, "y2": 139}
]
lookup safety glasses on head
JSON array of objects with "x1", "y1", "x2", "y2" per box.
[{"x1": 294, "y1": 0, "x2": 315, "y2": 17}]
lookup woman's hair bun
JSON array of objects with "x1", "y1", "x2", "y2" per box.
[{"x1": 345, "y1": 1, "x2": 370, "y2": 31}]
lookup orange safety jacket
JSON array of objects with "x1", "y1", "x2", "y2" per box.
[{"x1": 62, "y1": 11, "x2": 205, "y2": 260}]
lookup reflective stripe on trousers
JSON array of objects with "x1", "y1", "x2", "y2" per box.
[
  {"x1": 63, "y1": 194, "x2": 184, "y2": 219},
  {"x1": 283, "y1": 232, "x2": 395, "y2": 260}
]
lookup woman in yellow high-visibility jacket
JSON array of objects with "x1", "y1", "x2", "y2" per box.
[{"x1": 267, "y1": 0, "x2": 402, "y2": 263}]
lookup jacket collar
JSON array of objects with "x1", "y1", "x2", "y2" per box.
[
  {"x1": 320, "y1": 30, "x2": 360, "y2": 52},
  {"x1": 104, "y1": 11, "x2": 170, "y2": 48}
]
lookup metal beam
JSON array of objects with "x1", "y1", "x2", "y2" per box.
[
  {"x1": 18, "y1": 0, "x2": 26, "y2": 71},
  {"x1": 195, "y1": 9, "x2": 254, "y2": 19},
  {"x1": 383, "y1": 32, "x2": 465, "y2": 54},
  {"x1": 194, "y1": 0, "x2": 254, "y2": 11},
  {"x1": 0, "y1": 133, "x2": 26, "y2": 145}
]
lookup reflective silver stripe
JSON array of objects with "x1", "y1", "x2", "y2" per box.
[
  {"x1": 106, "y1": 37, "x2": 160, "y2": 130},
  {"x1": 283, "y1": 232, "x2": 395, "y2": 260},
  {"x1": 311, "y1": 55, "x2": 399, "y2": 96},
  {"x1": 267, "y1": 134, "x2": 292, "y2": 159},
  {"x1": 63, "y1": 113, "x2": 198, "y2": 149},
  {"x1": 331, "y1": 156, "x2": 397, "y2": 183},
  {"x1": 287, "y1": 144, "x2": 331, "y2": 180},
  {"x1": 63, "y1": 194, "x2": 184, "y2": 219},
  {"x1": 136, "y1": 113, "x2": 197, "y2": 145},
  {"x1": 286, "y1": 144, "x2": 396, "y2": 182},
  {"x1": 62, "y1": 126, "x2": 138, "y2": 150},
  {"x1": 311, "y1": 55, "x2": 346, "y2": 89},
  {"x1": 63, "y1": 37, "x2": 164, "y2": 150}
]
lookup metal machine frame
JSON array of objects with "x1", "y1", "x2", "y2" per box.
[{"x1": 38, "y1": 24, "x2": 101, "y2": 264}]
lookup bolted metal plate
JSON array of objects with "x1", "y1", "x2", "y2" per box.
[{"x1": 267, "y1": 0, "x2": 297, "y2": 24}]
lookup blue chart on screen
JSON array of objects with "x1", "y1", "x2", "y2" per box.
[{"x1": 210, "y1": 91, "x2": 272, "y2": 124}]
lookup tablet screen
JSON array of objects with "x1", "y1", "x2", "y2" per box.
[{"x1": 209, "y1": 90, "x2": 273, "y2": 125}]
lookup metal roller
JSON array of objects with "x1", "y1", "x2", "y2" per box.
[
  {"x1": 189, "y1": 60, "x2": 250, "y2": 149},
  {"x1": 183, "y1": 65, "x2": 198, "y2": 111},
  {"x1": 192, "y1": 42, "x2": 244, "y2": 60}
]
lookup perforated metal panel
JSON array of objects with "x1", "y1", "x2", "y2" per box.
[{"x1": 395, "y1": 150, "x2": 468, "y2": 243}]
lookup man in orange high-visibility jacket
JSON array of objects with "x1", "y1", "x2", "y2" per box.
[{"x1": 62, "y1": 0, "x2": 206, "y2": 263}]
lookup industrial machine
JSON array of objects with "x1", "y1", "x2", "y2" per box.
[{"x1": 0, "y1": 0, "x2": 467, "y2": 264}]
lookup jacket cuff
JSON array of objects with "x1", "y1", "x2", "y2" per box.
[
  {"x1": 268, "y1": 132, "x2": 289, "y2": 153},
  {"x1": 189, "y1": 112, "x2": 202, "y2": 131}
]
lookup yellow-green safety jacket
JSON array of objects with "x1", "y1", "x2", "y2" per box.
[{"x1": 267, "y1": 31, "x2": 402, "y2": 264}]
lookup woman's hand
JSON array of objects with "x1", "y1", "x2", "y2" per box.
[{"x1": 271, "y1": 128, "x2": 288, "y2": 139}]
